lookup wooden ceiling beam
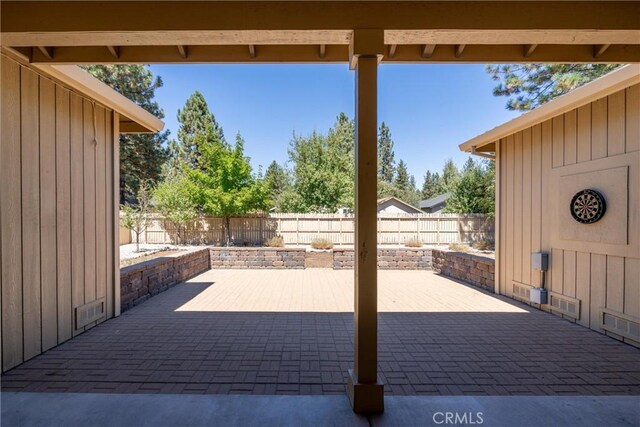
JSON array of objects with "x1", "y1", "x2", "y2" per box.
[
  {"x1": 248, "y1": 44, "x2": 256, "y2": 58},
  {"x1": 454, "y1": 44, "x2": 466, "y2": 58},
  {"x1": 22, "y1": 44, "x2": 640, "y2": 65},
  {"x1": 3, "y1": 2, "x2": 637, "y2": 37},
  {"x1": 319, "y1": 44, "x2": 326, "y2": 59}
]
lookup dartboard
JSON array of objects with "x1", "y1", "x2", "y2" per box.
[{"x1": 570, "y1": 189, "x2": 606, "y2": 224}]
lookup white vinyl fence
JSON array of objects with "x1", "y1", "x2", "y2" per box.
[{"x1": 123, "y1": 213, "x2": 494, "y2": 246}]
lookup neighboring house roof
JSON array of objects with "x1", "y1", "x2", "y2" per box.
[
  {"x1": 419, "y1": 193, "x2": 451, "y2": 210},
  {"x1": 459, "y1": 64, "x2": 640, "y2": 154},
  {"x1": 32, "y1": 64, "x2": 164, "y2": 133},
  {"x1": 376, "y1": 196, "x2": 423, "y2": 214}
]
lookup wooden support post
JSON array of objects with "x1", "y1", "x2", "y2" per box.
[
  {"x1": 348, "y1": 29, "x2": 384, "y2": 415},
  {"x1": 113, "y1": 113, "x2": 121, "y2": 316}
]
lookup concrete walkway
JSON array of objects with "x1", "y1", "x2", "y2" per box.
[
  {"x1": 2, "y1": 392, "x2": 638, "y2": 427},
  {"x1": 2, "y1": 269, "x2": 640, "y2": 396}
]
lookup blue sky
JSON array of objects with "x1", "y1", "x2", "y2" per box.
[{"x1": 150, "y1": 64, "x2": 520, "y2": 182}]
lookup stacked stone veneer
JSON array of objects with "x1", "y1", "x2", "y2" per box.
[
  {"x1": 120, "y1": 249, "x2": 210, "y2": 312},
  {"x1": 209, "y1": 247, "x2": 305, "y2": 269},
  {"x1": 431, "y1": 249, "x2": 495, "y2": 292},
  {"x1": 333, "y1": 248, "x2": 432, "y2": 270}
]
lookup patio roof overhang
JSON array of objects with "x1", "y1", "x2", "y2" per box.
[
  {"x1": 3, "y1": 0, "x2": 639, "y2": 415},
  {"x1": 2, "y1": 1, "x2": 639, "y2": 65}
]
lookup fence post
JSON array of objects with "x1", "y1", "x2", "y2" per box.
[
  {"x1": 416, "y1": 216, "x2": 420, "y2": 242},
  {"x1": 436, "y1": 216, "x2": 441, "y2": 245},
  {"x1": 339, "y1": 216, "x2": 343, "y2": 245},
  {"x1": 296, "y1": 215, "x2": 300, "y2": 246}
]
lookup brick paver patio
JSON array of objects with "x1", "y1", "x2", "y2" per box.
[{"x1": 2, "y1": 269, "x2": 639, "y2": 396}]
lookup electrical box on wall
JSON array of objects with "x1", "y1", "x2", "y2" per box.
[
  {"x1": 530, "y1": 287, "x2": 548, "y2": 304},
  {"x1": 531, "y1": 252, "x2": 549, "y2": 271}
]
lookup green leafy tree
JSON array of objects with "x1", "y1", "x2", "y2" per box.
[
  {"x1": 280, "y1": 114, "x2": 355, "y2": 213},
  {"x1": 120, "y1": 182, "x2": 153, "y2": 252},
  {"x1": 189, "y1": 132, "x2": 268, "y2": 245},
  {"x1": 421, "y1": 171, "x2": 442, "y2": 200},
  {"x1": 172, "y1": 91, "x2": 226, "y2": 168},
  {"x1": 153, "y1": 169, "x2": 199, "y2": 244},
  {"x1": 83, "y1": 65, "x2": 169, "y2": 205},
  {"x1": 377, "y1": 122, "x2": 395, "y2": 183},
  {"x1": 486, "y1": 64, "x2": 621, "y2": 111}
]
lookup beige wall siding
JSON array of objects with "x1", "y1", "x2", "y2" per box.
[
  {"x1": 0, "y1": 55, "x2": 118, "y2": 372},
  {"x1": 497, "y1": 83, "x2": 640, "y2": 346}
]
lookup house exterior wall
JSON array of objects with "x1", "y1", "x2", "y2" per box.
[
  {"x1": 0, "y1": 55, "x2": 119, "y2": 372},
  {"x1": 496, "y1": 83, "x2": 639, "y2": 346},
  {"x1": 377, "y1": 200, "x2": 419, "y2": 214}
]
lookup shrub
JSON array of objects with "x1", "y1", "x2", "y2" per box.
[
  {"x1": 448, "y1": 242, "x2": 471, "y2": 252},
  {"x1": 472, "y1": 239, "x2": 494, "y2": 251},
  {"x1": 404, "y1": 237, "x2": 422, "y2": 248},
  {"x1": 264, "y1": 235, "x2": 285, "y2": 248},
  {"x1": 310, "y1": 237, "x2": 333, "y2": 250}
]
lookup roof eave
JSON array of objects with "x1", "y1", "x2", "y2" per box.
[
  {"x1": 459, "y1": 64, "x2": 640, "y2": 153},
  {"x1": 32, "y1": 64, "x2": 164, "y2": 134}
]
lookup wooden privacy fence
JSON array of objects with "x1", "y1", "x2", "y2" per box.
[{"x1": 126, "y1": 213, "x2": 494, "y2": 246}]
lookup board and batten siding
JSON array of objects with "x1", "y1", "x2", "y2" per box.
[
  {"x1": 0, "y1": 55, "x2": 119, "y2": 372},
  {"x1": 496, "y1": 83, "x2": 640, "y2": 346}
]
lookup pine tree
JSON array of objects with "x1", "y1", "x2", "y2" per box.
[
  {"x1": 377, "y1": 122, "x2": 395, "y2": 183},
  {"x1": 83, "y1": 65, "x2": 169, "y2": 205},
  {"x1": 441, "y1": 159, "x2": 460, "y2": 192},
  {"x1": 174, "y1": 91, "x2": 225, "y2": 168},
  {"x1": 394, "y1": 160, "x2": 410, "y2": 191},
  {"x1": 486, "y1": 64, "x2": 621, "y2": 111},
  {"x1": 462, "y1": 157, "x2": 477, "y2": 174},
  {"x1": 264, "y1": 161, "x2": 289, "y2": 205},
  {"x1": 445, "y1": 160, "x2": 495, "y2": 215},
  {"x1": 421, "y1": 171, "x2": 442, "y2": 200}
]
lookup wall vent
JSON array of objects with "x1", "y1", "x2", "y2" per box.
[
  {"x1": 512, "y1": 282, "x2": 531, "y2": 300},
  {"x1": 549, "y1": 293, "x2": 581, "y2": 320},
  {"x1": 75, "y1": 298, "x2": 106, "y2": 329},
  {"x1": 601, "y1": 309, "x2": 640, "y2": 342}
]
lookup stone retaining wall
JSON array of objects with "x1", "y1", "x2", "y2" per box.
[
  {"x1": 333, "y1": 248, "x2": 432, "y2": 270},
  {"x1": 209, "y1": 247, "x2": 305, "y2": 269},
  {"x1": 431, "y1": 250, "x2": 495, "y2": 292},
  {"x1": 120, "y1": 249, "x2": 210, "y2": 312}
]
